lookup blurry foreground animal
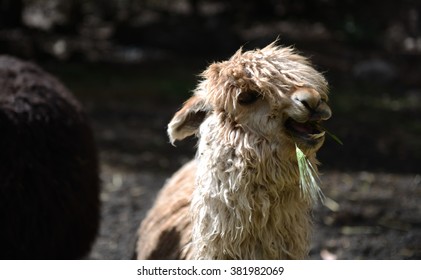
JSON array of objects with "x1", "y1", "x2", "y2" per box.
[{"x1": 0, "y1": 56, "x2": 100, "y2": 259}]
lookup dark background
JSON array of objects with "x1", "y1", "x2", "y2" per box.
[{"x1": 1, "y1": 0, "x2": 420, "y2": 259}]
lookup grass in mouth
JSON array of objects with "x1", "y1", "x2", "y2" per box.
[
  {"x1": 325, "y1": 130, "x2": 343, "y2": 145},
  {"x1": 295, "y1": 144, "x2": 324, "y2": 203},
  {"x1": 319, "y1": 124, "x2": 343, "y2": 145},
  {"x1": 295, "y1": 126, "x2": 342, "y2": 202}
]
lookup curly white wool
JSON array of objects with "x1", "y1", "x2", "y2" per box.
[{"x1": 190, "y1": 114, "x2": 311, "y2": 259}]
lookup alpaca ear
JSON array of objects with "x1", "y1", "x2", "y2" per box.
[{"x1": 167, "y1": 95, "x2": 208, "y2": 144}]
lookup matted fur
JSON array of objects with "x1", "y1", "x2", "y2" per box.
[
  {"x1": 136, "y1": 42, "x2": 331, "y2": 259},
  {"x1": 137, "y1": 161, "x2": 195, "y2": 259}
]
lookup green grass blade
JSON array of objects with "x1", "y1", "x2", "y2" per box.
[
  {"x1": 325, "y1": 129, "x2": 343, "y2": 145},
  {"x1": 295, "y1": 144, "x2": 324, "y2": 203},
  {"x1": 317, "y1": 124, "x2": 343, "y2": 145}
]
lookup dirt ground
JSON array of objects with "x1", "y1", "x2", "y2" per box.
[
  {"x1": 89, "y1": 163, "x2": 421, "y2": 260},
  {"x1": 75, "y1": 86, "x2": 420, "y2": 260}
]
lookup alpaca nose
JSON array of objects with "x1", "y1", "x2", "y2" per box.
[{"x1": 292, "y1": 88, "x2": 332, "y2": 121}]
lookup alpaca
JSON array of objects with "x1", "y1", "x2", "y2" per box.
[
  {"x1": 136, "y1": 42, "x2": 332, "y2": 259},
  {"x1": 0, "y1": 55, "x2": 100, "y2": 259}
]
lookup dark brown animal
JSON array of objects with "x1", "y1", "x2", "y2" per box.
[{"x1": 0, "y1": 56, "x2": 100, "y2": 259}]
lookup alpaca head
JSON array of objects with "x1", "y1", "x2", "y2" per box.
[{"x1": 168, "y1": 42, "x2": 331, "y2": 160}]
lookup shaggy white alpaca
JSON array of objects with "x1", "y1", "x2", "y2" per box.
[{"x1": 136, "y1": 42, "x2": 332, "y2": 260}]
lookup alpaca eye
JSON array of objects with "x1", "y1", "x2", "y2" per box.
[{"x1": 238, "y1": 90, "x2": 260, "y2": 105}]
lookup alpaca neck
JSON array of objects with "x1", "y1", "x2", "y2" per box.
[{"x1": 191, "y1": 120, "x2": 314, "y2": 259}]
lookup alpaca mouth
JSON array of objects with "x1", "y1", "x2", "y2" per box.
[{"x1": 285, "y1": 118, "x2": 325, "y2": 145}]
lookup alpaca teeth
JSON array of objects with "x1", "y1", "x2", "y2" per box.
[{"x1": 310, "y1": 131, "x2": 325, "y2": 139}]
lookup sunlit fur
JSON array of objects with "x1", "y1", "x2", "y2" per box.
[{"x1": 137, "y1": 42, "x2": 330, "y2": 260}]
